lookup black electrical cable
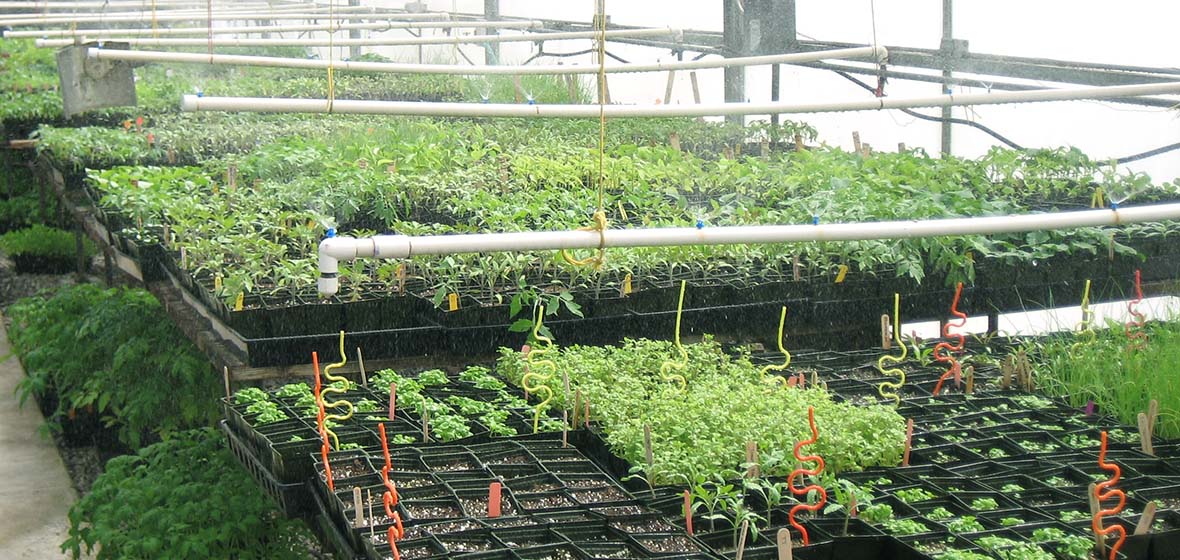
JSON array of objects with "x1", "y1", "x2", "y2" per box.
[{"x1": 832, "y1": 70, "x2": 1180, "y2": 165}]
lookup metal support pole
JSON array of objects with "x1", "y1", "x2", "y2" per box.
[
  {"x1": 723, "y1": 0, "x2": 746, "y2": 124},
  {"x1": 770, "y1": 63, "x2": 780, "y2": 125},
  {"x1": 940, "y1": 0, "x2": 954, "y2": 156},
  {"x1": 348, "y1": 0, "x2": 361, "y2": 60},
  {"x1": 484, "y1": 0, "x2": 500, "y2": 64}
]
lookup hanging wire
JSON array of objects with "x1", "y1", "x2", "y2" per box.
[{"x1": 560, "y1": 0, "x2": 609, "y2": 269}]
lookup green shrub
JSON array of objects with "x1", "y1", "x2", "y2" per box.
[
  {"x1": 0, "y1": 224, "x2": 95, "y2": 258},
  {"x1": 10, "y1": 285, "x2": 221, "y2": 448},
  {"x1": 63, "y1": 428, "x2": 313, "y2": 559}
]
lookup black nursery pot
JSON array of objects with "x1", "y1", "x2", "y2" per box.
[{"x1": 11, "y1": 253, "x2": 81, "y2": 274}]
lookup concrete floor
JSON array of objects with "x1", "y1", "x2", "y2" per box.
[{"x1": 0, "y1": 318, "x2": 78, "y2": 559}]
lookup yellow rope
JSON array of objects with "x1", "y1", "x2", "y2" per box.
[
  {"x1": 760, "y1": 306, "x2": 791, "y2": 386},
  {"x1": 326, "y1": 0, "x2": 336, "y2": 113},
  {"x1": 659, "y1": 280, "x2": 688, "y2": 391},
  {"x1": 522, "y1": 306, "x2": 556, "y2": 433},
  {"x1": 1073, "y1": 279, "x2": 1097, "y2": 350},
  {"x1": 320, "y1": 331, "x2": 354, "y2": 449},
  {"x1": 876, "y1": 294, "x2": 908, "y2": 406},
  {"x1": 560, "y1": 1, "x2": 610, "y2": 269}
]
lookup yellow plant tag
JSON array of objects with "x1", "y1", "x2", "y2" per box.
[
  {"x1": 622, "y1": 273, "x2": 633, "y2": 296},
  {"x1": 214, "y1": 275, "x2": 223, "y2": 291},
  {"x1": 234, "y1": 292, "x2": 244, "y2": 311},
  {"x1": 447, "y1": 293, "x2": 459, "y2": 312},
  {"x1": 835, "y1": 264, "x2": 849, "y2": 284}
]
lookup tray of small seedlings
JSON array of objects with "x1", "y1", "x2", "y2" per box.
[
  {"x1": 223, "y1": 365, "x2": 567, "y2": 487},
  {"x1": 312, "y1": 437, "x2": 720, "y2": 560}
]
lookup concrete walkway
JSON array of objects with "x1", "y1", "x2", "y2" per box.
[{"x1": 0, "y1": 317, "x2": 77, "y2": 558}]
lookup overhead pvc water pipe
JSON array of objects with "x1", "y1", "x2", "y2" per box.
[
  {"x1": 316, "y1": 203, "x2": 1180, "y2": 296},
  {"x1": 181, "y1": 80, "x2": 1180, "y2": 117},
  {"x1": 11, "y1": 19, "x2": 535, "y2": 39},
  {"x1": 0, "y1": 0, "x2": 306, "y2": 8},
  {"x1": 0, "y1": 8, "x2": 416, "y2": 27},
  {"x1": 90, "y1": 45, "x2": 887, "y2": 75},
  {"x1": 40, "y1": 27, "x2": 681, "y2": 48}
]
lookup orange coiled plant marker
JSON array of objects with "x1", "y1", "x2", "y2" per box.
[
  {"x1": 313, "y1": 352, "x2": 334, "y2": 492},
  {"x1": 787, "y1": 406, "x2": 827, "y2": 546},
  {"x1": 377, "y1": 423, "x2": 405, "y2": 560},
  {"x1": 1125, "y1": 270, "x2": 1147, "y2": 351},
  {"x1": 1092, "y1": 430, "x2": 1127, "y2": 560},
  {"x1": 932, "y1": 282, "x2": 966, "y2": 396}
]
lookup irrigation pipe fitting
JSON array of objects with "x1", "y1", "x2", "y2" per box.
[{"x1": 315, "y1": 203, "x2": 1180, "y2": 296}]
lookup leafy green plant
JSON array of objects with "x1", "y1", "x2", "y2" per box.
[
  {"x1": 970, "y1": 498, "x2": 999, "y2": 511},
  {"x1": 895, "y1": 487, "x2": 937, "y2": 503},
  {"x1": 10, "y1": 285, "x2": 221, "y2": 448},
  {"x1": 63, "y1": 428, "x2": 313, "y2": 559},
  {"x1": 498, "y1": 336, "x2": 905, "y2": 484},
  {"x1": 882, "y1": 518, "x2": 929, "y2": 535},
  {"x1": 860, "y1": 503, "x2": 894, "y2": 524},
  {"x1": 945, "y1": 516, "x2": 984, "y2": 533},
  {"x1": 928, "y1": 507, "x2": 954, "y2": 521},
  {"x1": 0, "y1": 224, "x2": 95, "y2": 259}
]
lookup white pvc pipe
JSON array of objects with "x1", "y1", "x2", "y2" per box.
[
  {"x1": 40, "y1": 27, "x2": 681, "y2": 48},
  {"x1": 90, "y1": 45, "x2": 886, "y2": 75},
  {"x1": 182, "y1": 80, "x2": 1180, "y2": 118},
  {"x1": 0, "y1": 8, "x2": 421, "y2": 27},
  {"x1": 11, "y1": 19, "x2": 535, "y2": 39},
  {"x1": 0, "y1": 1, "x2": 300, "y2": 8},
  {"x1": 316, "y1": 203, "x2": 1180, "y2": 296}
]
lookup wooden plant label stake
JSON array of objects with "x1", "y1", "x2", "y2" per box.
[
  {"x1": 735, "y1": 519, "x2": 750, "y2": 560},
  {"x1": 902, "y1": 419, "x2": 914, "y2": 467},
  {"x1": 562, "y1": 411, "x2": 569, "y2": 447},
  {"x1": 388, "y1": 384, "x2": 396, "y2": 420},
  {"x1": 965, "y1": 365, "x2": 975, "y2": 394},
  {"x1": 222, "y1": 366, "x2": 231, "y2": 399},
  {"x1": 881, "y1": 315, "x2": 892, "y2": 350},
  {"x1": 572, "y1": 389, "x2": 583, "y2": 426},
  {"x1": 777, "y1": 528, "x2": 793, "y2": 560},
  {"x1": 1139, "y1": 413, "x2": 1155, "y2": 456},
  {"x1": 852, "y1": 131, "x2": 863, "y2": 155},
  {"x1": 357, "y1": 347, "x2": 367, "y2": 388},
  {"x1": 794, "y1": 133, "x2": 804, "y2": 152},
  {"x1": 227, "y1": 164, "x2": 237, "y2": 191},
  {"x1": 584, "y1": 400, "x2": 590, "y2": 428},
  {"x1": 663, "y1": 69, "x2": 676, "y2": 105},
  {"x1": 861, "y1": 143, "x2": 872, "y2": 158},
  {"x1": 898, "y1": 142, "x2": 907, "y2": 152},
  {"x1": 745, "y1": 441, "x2": 760, "y2": 478},
  {"x1": 760, "y1": 139, "x2": 770, "y2": 158},
  {"x1": 396, "y1": 263, "x2": 407, "y2": 294},
  {"x1": 368, "y1": 490, "x2": 375, "y2": 538},
  {"x1": 1134, "y1": 501, "x2": 1157, "y2": 535},
  {"x1": 1149, "y1": 399, "x2": 1159, "y2": 435},
  {"x1": 644, "y1": 424, "x2": 654, "y2": 473},
  {"x1": 353, "y1": 486, "x2": 364, "y2": 527},
  {"x1": 166, "y1": 147, "x2": 176, "y2": 164},
  {"x1": 422, "y1": 406, "x2": 430, "y2": 443},
  {"x1": 792, "y1": 254, "x2": 801, "y2": 280},
  {"x1": 1000, "y1": 356, "x2": 1013, "y2": 389},
  {"x1": 180, "y1": 246, "x2": 187, "y2": 268},
  {"x1": 488, "y1": 482, "x2": 502, "y2": 518},
  {"x1": 811, "y1": 370, "x2": 819, "y2": 387},
  {"x1": 1088, "y1": 482, "x2": 1107, "y2": 552},
  {"x1": 668, "y1": 132, "x2": 681, "y2": 152},
  {"x1": 684, "y1": 489, "x2": 694, "y2": 535}
]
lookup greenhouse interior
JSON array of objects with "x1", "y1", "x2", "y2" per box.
[{"x1": 1, "y1": 1, "x2": 1179, "y2": 559}]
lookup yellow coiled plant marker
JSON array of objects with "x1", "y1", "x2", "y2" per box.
[
  {"x1": 760, "y1": 306, "x2": 791, "y2": 387},
  {"x1": 658, "y1": 281, "x2": 688, "y2": 391},
  {"x1": 320, "y1": 331, "x2": 354, "y2": 450},
  {"x1": 522, "y1": 305, "x2": 556, "y2": 433},
  {"x1": 1072, "y1": 279, "x2": 1097, "y2": 351},
  {"x1": 876, "y1": 294, "x2": 908, "y2": 406}
]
